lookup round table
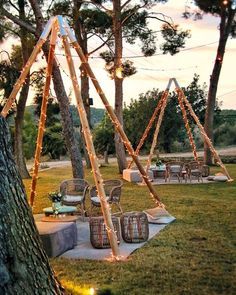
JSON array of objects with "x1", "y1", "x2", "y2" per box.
[{"x1": 43, "y1": 205, "x2": 77, "y2": 216}]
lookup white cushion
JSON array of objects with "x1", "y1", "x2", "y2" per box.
[
  {"x1": 91, "y1": 196, "x2": 109, "y2": 204},
  {"x1": 170, "y1": 165, "x2": 181, "y2": 172},
  {"x1": 191, "y1": 169, "x2": 200, "y2": 173},
  {"x1": 63, "y1": 195, "x2": 83, "y2": 202},
  {"x1": 213, "y1": 175, "x2": 228, "y2": 182}
]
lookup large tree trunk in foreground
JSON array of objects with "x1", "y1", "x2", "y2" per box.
[
  {"x1": 113, "y1": 0, "x2": 127, "y2": 173},
  {"x1": 29, "y1": 0, "x2": 84, "y2": 178},
  {"x1": 0, "y1": 116, "x2": 64, "y2": 294},
  {"x1": 204, "y1": 7, "x2": 235, "y2": 165}
]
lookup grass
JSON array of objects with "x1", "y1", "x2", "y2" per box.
[{"x1": 23, "y1": 164, "x2": 236, "y2": 295}]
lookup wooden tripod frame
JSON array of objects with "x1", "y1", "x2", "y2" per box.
[
  {"x1": 130, "y1": 76, "x2": 232, "y2": 181},
  {"x1": 0, "y1": 16, "x2": 166, "y2": 260}
]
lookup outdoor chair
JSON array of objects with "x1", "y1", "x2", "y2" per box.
[
  {"x1": 186, "y1": 161, "x2": 203, "y2": 183},
  {"x1": 89, "y1": 179, "x2": 123, "y2": 215},
  {"x1": 60, "y1": 178, "x2": 90, "y2": 220},
  {"x1": 165, "y1": 161, "x2": 184, "y2": 183}
]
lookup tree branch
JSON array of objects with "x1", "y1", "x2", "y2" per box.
[
  {"x1": 8, "y1": 0, "x2": 20, "y2": 13},
  {"x1": 121, "y1": 0, "x2": 132, "y2": 10},
  {"x1": 1, "y1": 8, "x2": 36, "y2": 34},
  {"x1": 0, "y1": 24, "x2": 20, "y2": 38},
  {"x1": 88, "y1": 33, "x2": 114, "y2": 56},
  {"x1": 88, "y1": 0, "x2": 112, "y2": 14},
  {"x1": 148, "y1": 12, "x2": 174, "y2": 27},
  {"x1": 121, "y1": 3, "x2": 147, "y2": 25}
]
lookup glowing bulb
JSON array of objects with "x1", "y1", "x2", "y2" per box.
[
  {"x1": 115, "y1": 67, "x2": 123, "y2": 79},
  {"x1": 89, "y1": 287, "x2": 95, "y2": 295}
]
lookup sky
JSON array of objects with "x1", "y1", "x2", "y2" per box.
[{"x1": 1, "y1": 0, "x2": 236, "y2": 110}]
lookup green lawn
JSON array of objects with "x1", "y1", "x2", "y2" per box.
[{"x1": 23, "y1": 164, "x2": 236, "y2": 295}]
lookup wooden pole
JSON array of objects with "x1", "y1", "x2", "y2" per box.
[
  {"x1": 127, "y1": 84, "x2": 171, "y2": 169},
  {"x1": 145, "y1": 91, "x2": 169, "y2": 174},
  {"x1": 176, "y1": 90, "x2": 199, "y2": 161},
  {"x1": 1, "y1": 39, "x2": 45, "y2": 117},
  {"x1": 65, "y1": 25, "x2": 163, "y2": 206},
  {"x1": 173, "y1": 78, "x2": 233, "y2": 181},
  {"x1": 58, "y1": 19, "x2": 120, "y2": 259},
  {"x1": 30, "y1": 23, "x2": 58, "y2": 207},
  {"x1": 0, "y1": 18, "x2": 54, "y2": 118}
]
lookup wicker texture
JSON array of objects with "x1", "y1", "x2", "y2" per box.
[
  {"x1": 165, "y1": 161, "x2": 184, "y2": 182},
  {"x1": 89, "y1": 216, "x2": 120, "y2": 249},
  {"x1": 60, "y1": 178, "x2": 89, "y2": 219},
  {"x1": 89, "y1": 179, "x2": 123, "y2": 215},
  {"x1": 186, "y1": 161, "x2": 203, "y2": 182},
  {"x1": 120, "y1": 212, "x2": 149, "y2": 243}
]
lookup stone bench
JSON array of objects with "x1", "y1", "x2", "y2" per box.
[{"x1": 36, "y1": 221, "x2": 77, "y2": 257}]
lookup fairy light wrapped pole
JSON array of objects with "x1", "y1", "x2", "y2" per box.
[
  {"x1": 145, "y1": 81, "x2": 171, "y2": 174},
  {"x1": 173, "y1": 78, "x2": 233, "y2": 181},
  {"x1": 1, "y1": 18, "x2": 55, "y2": 118},
  {"x1": 127, "y1": 84, "x2": 171, "y2": 169},
  {"x1": 65, "y1": 21, "x2": 164, "y2": 206},
  {"x1": 58, "y1": 16, "x2": 120, "y2": 259},
  {"x1": 30, "y1": 22, "x2": 58, "y2": 207},
  {"x1": 176, "y1": 90, "x2": 199, "y2": 162}
]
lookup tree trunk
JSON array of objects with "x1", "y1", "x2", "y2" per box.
[
  {"x1": 50, "y1": 60, "x2": 84, "y2": 178},
  {"x1": 104, "y1": 144, "x2": 109, "y2": 164},
  {"x1": 14, "y1": 76, "x2": 30, "y2": 179},
  {"x1": 204, "y1": 7, "x2": 235, "y2": 165},
  {"x1": 73, "y1": 0, "x2": 91, "y2": 168},
  {"x1": 14, "y1": 0, "x2": 31, "y2": 179},
  {"x1": 113, "y1": 0, "x2": 127, "y2": 173},
  {"x1": 0, "y1": 116, "x2": 64, "y2": 294},
  {"x1": 29, "y1": 0, "x2": 84, "y2": 178}
]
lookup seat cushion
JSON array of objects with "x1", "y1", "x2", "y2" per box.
[
  {"x1": 36, "y1": 221, "x2": 77, "y2": 257},
  {"x1": 170, "y1": 165, "x2": 181, "y2": 173},
  {"x1": 191, "y1": 169, "x2": 201, "y2": 174},
  {"x1": 63, "y1": 195, "x2": 83, "y2": 202},
  {"x1": 91, "y1": 196, "x2": 109, "y2": 204}
]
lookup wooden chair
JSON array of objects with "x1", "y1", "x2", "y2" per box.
[
  {"x1": 60, "y1": 178, "x2": 89, "y2": 220},
  {"x1": 89, "y1": 179, "x2": 123, "y2": 215},
  {"x1": 187, "y1": 161, "x2": 203, "y2": 183},
  {"x1": 165, "y1": 161, "x2": 184, "y2": 183}
]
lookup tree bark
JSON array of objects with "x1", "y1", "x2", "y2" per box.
[
  {"x1": 14, "y1": 76, "x2": 31, "y2": 179},
  {"x1": 0, "y1": 116, "x2": 64, "y2": 294},
  {"x1": 204, "y1": 7, "x2": 235, "y2": 165},
  {"x1": 73, "y1": 0, "x2": 91, "y2": 168},
  {"x1": 29, "y1": 0, "x2": 84, "y2": 178},
  {"x1": 14, "y1": 0, "x2": 31, "y2": 179},
  {"x1": 113, "y1": 0, "x2": 127, "y2": 173}
]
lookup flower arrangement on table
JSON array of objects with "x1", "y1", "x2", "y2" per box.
[
  {"x1": 156, "y1": 159, "x2": 163, "y2": 167},
  {"x1": 48, "y1": 191, "x2": 63, "y2": 203},
  {"x1": 48, "y1": 192, "x2": 63, "y2": 215}
]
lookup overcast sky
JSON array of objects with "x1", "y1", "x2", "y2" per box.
[{"x1": 1, "y1": 0, "x2": 236, "y2": 109}]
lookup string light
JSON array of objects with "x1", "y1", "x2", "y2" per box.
[
  {"x1": 176, "y1": 89, "x2": 199, "y2": 162},
  {"x1": 179, "y1": 88, "x2": 233, "y2": 181}
]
